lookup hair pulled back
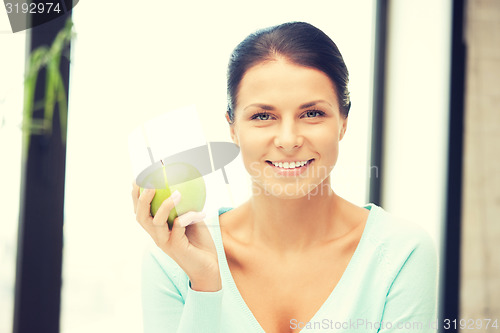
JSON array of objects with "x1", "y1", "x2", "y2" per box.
[{"x1": 226, "y1": 21, "x2": 351, "y2": 124}]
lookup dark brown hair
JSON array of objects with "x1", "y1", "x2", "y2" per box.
[{"x1": 226, "y1": 21, "x2": 351, "y2": 124}]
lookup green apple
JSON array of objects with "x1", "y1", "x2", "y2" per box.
[{"x1": 138, "y1": 161, "x2": 206, "y2": 227}]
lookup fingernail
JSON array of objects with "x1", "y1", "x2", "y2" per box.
[
  {"x1": 179, "y1": 212, "x2": 206, "y2": 227},
  {"x1": 170, "y1": 190, "x2": 181, "y2": 206}
]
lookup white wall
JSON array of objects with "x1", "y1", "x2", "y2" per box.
[
  {"x1": 383, "y1": 0, "x2": 451, "y2": 245},
  {"x1": 0, "y1": 11, "x2": 26, "y2": 333},
  {"x1": 382, "y1": 0, "x2": 452, "y2": 319}
]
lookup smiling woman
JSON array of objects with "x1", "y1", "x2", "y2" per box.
[
  {"x1": 228, "y1": 59, "x2": 346, "y2": 200},
  {"x1": 131, "y1": 22, "x2": 438, "y2": 333}
]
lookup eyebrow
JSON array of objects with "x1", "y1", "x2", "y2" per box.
[{"x1": 243, "y1": 100, "x2": 332, "y2": 111}]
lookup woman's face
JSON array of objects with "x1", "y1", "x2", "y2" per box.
[{"x1": 227, "y1": 59, "x2": 348, "y2": 199}]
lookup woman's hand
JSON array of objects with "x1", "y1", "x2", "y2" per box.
[{"x1": 131, "y1": 182, "x2": 221, "y2": 292}]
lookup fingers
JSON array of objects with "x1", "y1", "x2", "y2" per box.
[
  {"x1": 152, "y1": 190, "x2": 182, "y2": 226},
  {"x1": 169, "y1": 211, "x2": 207, "y2": 248},
  {"x1": 136, "y1": 188, "x2": 156, "y2": 224},
  {"x1": 175, "y1": 211, "x2": 207, "y2": 228},
  {"x1": 132, "y1": 183, "x2": 208, "y2": 257}
]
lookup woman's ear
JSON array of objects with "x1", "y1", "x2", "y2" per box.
[
  {"x1": 339, "y1": 116, "x2": 348, "y2": 141},
  {"x1": 226, "y1": 112, "x2": 239, "y2": 147}
]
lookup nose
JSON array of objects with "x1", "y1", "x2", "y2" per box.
[{"x1": 273, "y1": 120, "x2": 303, "y2": 152}]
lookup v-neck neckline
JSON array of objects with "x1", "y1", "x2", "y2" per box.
[{"x1": 213, "y1": 204, "x2": 377, "y2": 332}]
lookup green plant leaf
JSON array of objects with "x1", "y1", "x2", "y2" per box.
[{"x1": 22, "y1": 18, "x2": 75, "y2": 154}]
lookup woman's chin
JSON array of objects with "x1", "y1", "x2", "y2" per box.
[{"x1": 251, "y1": 180, "x2": 329, "y2": 200}]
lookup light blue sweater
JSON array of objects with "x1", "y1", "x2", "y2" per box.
[{"x1": 141, "y1": 204, "x2": 438, "y2": 332}]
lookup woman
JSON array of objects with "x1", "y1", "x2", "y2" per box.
[{"x1": 131, "y1": 22, "x2": 438, "y2": 333}]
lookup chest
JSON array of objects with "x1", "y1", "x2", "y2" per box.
[{"x1": 225, "y1": 244, "x2": 357, "y2": 333}]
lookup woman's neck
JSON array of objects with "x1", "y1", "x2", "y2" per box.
[{"x1": 244, "y1": 180, "x2": 348, "y2": 255}]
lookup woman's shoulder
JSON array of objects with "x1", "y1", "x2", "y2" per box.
[
  {"x1": 363, "y1": 204, "x2": 437, "y2": 267},
  {"x1": 365, "y1": 204, "x2": 435, "y2": 246}
]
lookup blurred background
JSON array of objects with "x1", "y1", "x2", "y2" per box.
[{"x1": 1, "y1": 0, "x2": 498, "y2": 332}]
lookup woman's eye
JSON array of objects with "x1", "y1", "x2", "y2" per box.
[
  {"x1": 251, "y1": 112, "x2": 272, "y2": 121},
  {"x1": 304, "y1": 110, "x2": 325, "y2": 118},
  {"x1": 250, "y1": 110, "x2": 325, "y2": 121}
]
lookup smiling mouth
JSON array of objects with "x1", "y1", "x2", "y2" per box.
[{"x1": 265, "y1": 159, "x2": 315, "y2": 169}]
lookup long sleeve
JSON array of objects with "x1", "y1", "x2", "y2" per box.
[
  {"x1": 141, "y1": 247, "x2": 224, "y2": 333},
  {"x1": 378, "y1": 230, "x2": 439, "y2": 333}
]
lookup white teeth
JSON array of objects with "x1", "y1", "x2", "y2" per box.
[{"x1": 271, "y1": 160, "x2": 309, "y2": 169}]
